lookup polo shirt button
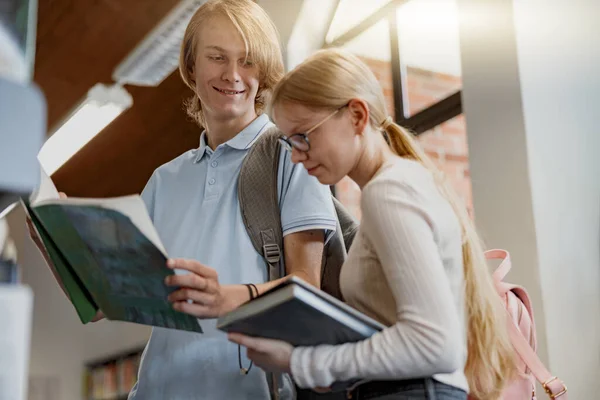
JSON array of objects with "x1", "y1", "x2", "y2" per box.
[
  {"x1": 209, "y1": 178, "x2": 216, "y2": 185},
  {"x1": 211, "y1": 161, "x2": 218, "y2": 167}
]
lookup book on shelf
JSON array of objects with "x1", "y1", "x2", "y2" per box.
[
  {"x1": 84, "y1": 348, "x2": 143, "y2": 400},
  {"x1": 20, "y1": 167, "x2": 202, "y2": 333},
  {"x1": 217, "y1": 276, "x2": 385, "y2": 346}
]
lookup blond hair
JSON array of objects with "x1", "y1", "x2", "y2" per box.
[
  {"x1": 179, "y1": 0, "x2": 284, "y2": 127},
  {"x1": 271, "y1": 48, "x2": 516, "y2": 399}
]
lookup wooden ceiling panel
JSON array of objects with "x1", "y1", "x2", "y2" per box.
[{"x1": 34, "y1": 0, "x2": 201, "y2": 197}]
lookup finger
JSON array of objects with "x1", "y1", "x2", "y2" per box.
[
  {"x1": 165, "y1": 273, "x2": 208, "y2": 291},
  {"x1": 228, "y1": 333, "x2": 262, "y2": 350},
  {"x1": 172, "y1": 301, "x2": 216, "y2": 318},
  {"x1": 230, "y1": 335, "x2": 276, "y2": 353},
  {"x1": 228, "y1": 333, "x2": 250, "y2": 346},
  {"x1": 167, "y1": 258, "x2": 217, "y2": 278},
  {"x1": 58, "y1": 192, "x2": 67, "y2": 199},
  {"x1": 168, "y1": 288, "x2": 215, "y2": 305}
]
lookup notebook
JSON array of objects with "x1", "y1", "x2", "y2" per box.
[{"x1": 217, "y1": 276, "x2": 385, "y2": 346}]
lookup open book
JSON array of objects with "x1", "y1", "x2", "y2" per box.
[
  {"x1": 217, "y1": 276, "x2": 385, "y2": 346},
  {"x1": 22, "y1": 168, "x2": 202, "y2": 333}
]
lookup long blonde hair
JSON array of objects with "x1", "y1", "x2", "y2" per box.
[
  {"x1": 178, "y1": 0, "x2": 284, "y2": 127},
  {"x1": 271, "y1": 48, "x2": 515, "y2": 399}
]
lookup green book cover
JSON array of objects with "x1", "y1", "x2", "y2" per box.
[
  {"x1": 25, "y1": 199, "x2": 202, "y2": 333},
  {"x1": 24, "y1": 200, "x2": 98, "y2": 323}
]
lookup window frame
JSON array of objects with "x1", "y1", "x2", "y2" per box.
[{"x1": 324, "y1": 0, "x2": 462, "y2": 135}]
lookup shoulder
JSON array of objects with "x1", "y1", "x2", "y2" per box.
[
  {"x1": 361, "y1": 158, "x2": 436, "y2": 207},
  {"x1": 145, "y1": 149, "x2": 198, "y2": 189},
  {"x1": 154, "y1": 150, "x2": 197, "y2": 179},
  {"x1": 361, "y1": 158, "x2": 461, "y2": 242}
]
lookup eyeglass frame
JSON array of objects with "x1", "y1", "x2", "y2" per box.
[{"x1": 278, "y1": 104, "x2": 348, "y2": 153}]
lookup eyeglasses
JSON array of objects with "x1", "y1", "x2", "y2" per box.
[{"x1": 278, "y1": 105, "x2": 347, "y2": 152}]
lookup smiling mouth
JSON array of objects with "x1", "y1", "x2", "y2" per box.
[
  {"x1": 214, "y1": 87, "x2": 245, "y2": 95},
  {"x1": 306, "y1": 165, "x2": 320, "y2": 175}
]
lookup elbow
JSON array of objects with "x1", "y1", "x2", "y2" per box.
[
  {"x1": 411, "y1": 323, "x2": 463, "y2": 376},
  {"x1": 432, "y1": 339, "x2": 462, "y2": 374},
  {"x1": 424, "y1": 327, "x2": 463, "y2": 375}
]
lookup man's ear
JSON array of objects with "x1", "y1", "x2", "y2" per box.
[
  {"x1": 347, "y1": 98, "x2": 370, "y2": 136},
  {"x1": 188, "y1": 63, "x2": 196, "y2": 85}
]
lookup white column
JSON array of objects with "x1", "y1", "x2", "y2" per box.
[
  {"x1": 457, "y1": 0, "x2": 600, "y2": 397},
  {"x1": 513, "y1": 0, "x2": 600, "y2": 395}
]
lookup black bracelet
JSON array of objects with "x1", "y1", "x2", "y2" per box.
[
  {"x1": 239, "y1": 284, "x2": 256, "y2": 375},
  {"x1": 249, "y1": 283, "x2": 259, "y2": 299},
  {"x1": 244, "y1": 283, "x2": 254, "y2": 302}
]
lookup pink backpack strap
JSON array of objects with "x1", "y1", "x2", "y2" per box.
[
  {"x1": 506, "y1": 317, "x2": 568, "y2": 399},
  {"x1": 485, "y1": 250, "x2": 568, "y2": 399}
]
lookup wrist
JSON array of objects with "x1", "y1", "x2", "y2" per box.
[{"x1": 219, "y1": 285, "x2": 248, "y2": 316}]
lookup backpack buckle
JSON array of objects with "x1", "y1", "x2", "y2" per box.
[
  {"x1": 543, "y1": 377, "x2": 567, "y2": 399},
  {"x1": 262, "y1": 244, "x2": 281, "y2": 264}
]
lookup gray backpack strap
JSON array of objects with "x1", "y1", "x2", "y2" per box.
[
  {"x1": 238, "y1": 126, "x2": 285, "y2": 400},
  {"x1": 319, "y1": 196, "x2": 359, "y2": 301},
  {"x1": 238, "y1": 126, "x2": 284, "y2": 282},
  {"x1": 333, "y1": 196, "x2": 359, "y2": 251}
]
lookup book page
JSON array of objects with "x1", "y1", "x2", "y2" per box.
[
  {"x1": 29, "y1": 165, "x2": 60, "y2": 205},
  {"x1": 34, "y1": 196, "x2": 167, "y2": 256},
  {"x1": 0, "y1": 203, "x2": 19, "y2": 265},
  {"x1": 29, "y1": 165, "x2": 165, "y2": 256}
]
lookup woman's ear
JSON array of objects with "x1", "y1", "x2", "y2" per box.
[{"x1": 347, "y1": 98, "x2": 370, "y2": 137}]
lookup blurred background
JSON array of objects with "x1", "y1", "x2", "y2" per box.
[{"x1": 1, "y1": 0, "x2": 599, "y2": 399}]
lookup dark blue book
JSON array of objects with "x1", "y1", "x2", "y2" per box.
[{"x1": 217, "y1": 276, "x2": 384, "y2": 346}]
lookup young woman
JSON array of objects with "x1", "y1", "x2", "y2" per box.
[{"x1": 229, "y1": 48, "x2": 516, "y2": 399}]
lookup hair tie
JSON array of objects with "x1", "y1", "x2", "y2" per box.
[{"x1": 380, "y1": 116, "x2": 394, "y2": 130}]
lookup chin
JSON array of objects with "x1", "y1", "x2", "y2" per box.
[
  {"x1": 212, "y1": 106, "x2": 248, "y2": 120},
  {"x1": 315, "y1": 173, "x2": 342, "y2": 186}
]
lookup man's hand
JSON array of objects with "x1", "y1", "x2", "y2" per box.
[{"x1": 165, "y1": 258, "x2": 237, "y2": 318}]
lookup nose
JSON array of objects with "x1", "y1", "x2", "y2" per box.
[
  {"x1": 290, "y1": 148, "x2": 307, "y2": 164},
  {"x1": 222, "y1": 61, "x2": 241, "y2": 83}
]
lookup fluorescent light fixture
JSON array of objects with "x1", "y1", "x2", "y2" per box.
[
  {"x1": 112, "y1": 0, "x2": 206, "y2": 87},
  {"x1": 37, "y1": 83, "x2": 133, "y2": 175}
]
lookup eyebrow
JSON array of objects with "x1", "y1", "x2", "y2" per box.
[{"x1": 204, "y1": 45, "x2": 227, "y2": 52}]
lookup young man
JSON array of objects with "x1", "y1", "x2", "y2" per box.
[{"x1": 128, "y1": 1, "x2": 336, "y2": 399}]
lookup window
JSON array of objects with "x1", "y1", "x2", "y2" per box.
[
  {"x1": 324, "y1": 0, "x2": 463, "y2": 134},
  {"x1": 326, "y1": 0, "x2": 471, "y2": 219}
]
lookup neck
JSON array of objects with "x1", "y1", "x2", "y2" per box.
[
  {"x1": 348, "y1": 128, "x2": 395, "y2": 189},
  {"x1": 203, "y1": 110, "x2": 258, "y2": 149}
]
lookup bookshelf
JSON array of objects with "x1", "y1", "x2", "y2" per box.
[{"x1": 83, "y1": 347, "x2": 144, "y2": 400}]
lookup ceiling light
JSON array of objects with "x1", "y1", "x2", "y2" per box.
[
  {"x1": 37, "y1": 83, "x2": 133, "y2": 175},
  {"x1": 112, "y1": 0, "x2": 206, "y2": 87}
]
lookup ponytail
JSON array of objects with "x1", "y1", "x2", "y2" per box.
[{"x1": 382, "y1": 120, "x2": 516, "y2": 400}]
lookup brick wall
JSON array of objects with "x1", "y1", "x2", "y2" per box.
[{"x1": 335, "y1": 58, "x2": 472, "y2": 221}]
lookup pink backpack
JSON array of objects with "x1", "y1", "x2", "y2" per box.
[{"x1": 482, "y1": 249, "x2": 568, "y2": 399}]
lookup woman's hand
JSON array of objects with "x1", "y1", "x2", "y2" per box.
[
  {"x1": 165, "y1": 258, "x2": 235, "y2": 318},
  {"x1": 228, "y1": 333, "x2": 293, "y2": 374}
]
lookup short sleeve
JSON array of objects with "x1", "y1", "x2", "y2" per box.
[{"x1": 277, "y1": 149, "x2": 337, "y2": 238}]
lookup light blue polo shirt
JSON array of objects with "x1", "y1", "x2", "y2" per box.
[{"x1": 129, "y1": 114, "x2": 337, "y2": 400}]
